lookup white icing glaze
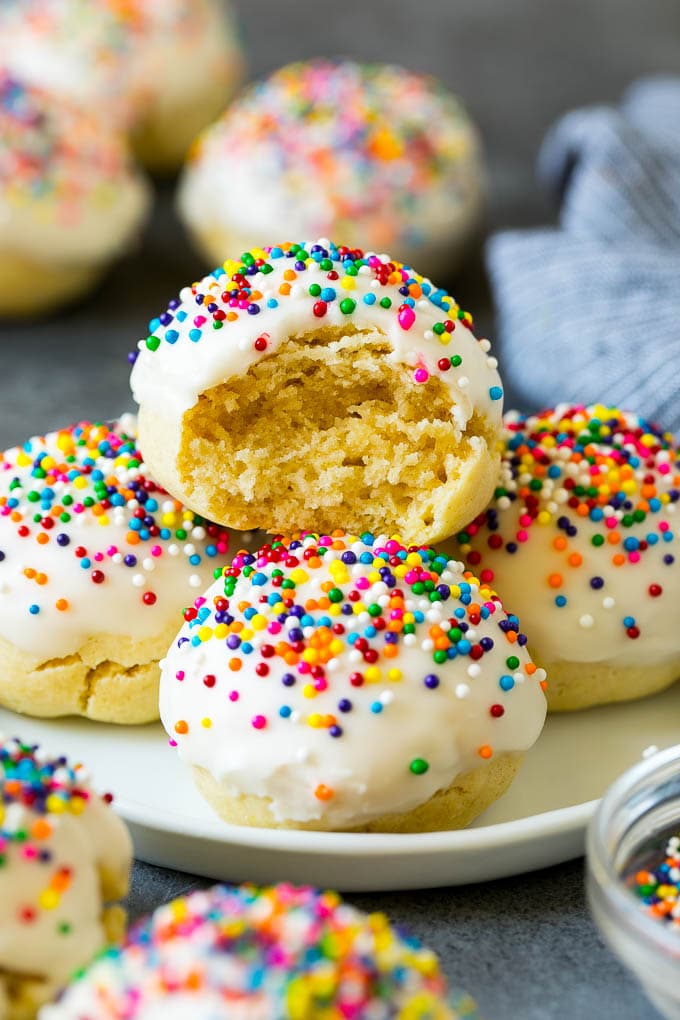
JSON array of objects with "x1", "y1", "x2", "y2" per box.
[
  {"x1": 0, "y1": 74, "x2": 149, "y2": 264},
  {"x1": 177, "y1": 61, "x2": 483, "y2": 272},
  {"x1": 159, "y1": 533, "x2": 547, "y2": 828},
  {"x1": 0, "y1": 737, "x2": 132, "y2": 988},
  {"x1": 0, "y1": 415, "x2": 239, "y2": 662},
  {"x1": 451, "y1": 404, "x2": 680, "y2": 668},
  {"x1": 130, "y1": 240, "x2": 504, "y2": 433},
  {"x1": 0, "y1": 0, "x2": 242, "y2": 130}
]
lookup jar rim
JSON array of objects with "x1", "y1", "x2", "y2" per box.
[{"x1": 587, "y1": 742, "x2": 680, "y2": 960}]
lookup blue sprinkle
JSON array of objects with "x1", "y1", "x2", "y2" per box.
[
  {"x1": 28, "y1": 604, "x2": 40, "y2": 615},
  {"x1": 499, "y1": 674, "x2": 515, "y2": 691},
  {"x1": 189, "y1": 328, "x2": 202, "y2": 342},
  {"x1": 489, "y1": 386, "x2": 503, "y2": 401},
  {"x1": 370, "y1": 701, "x2": 383, "y2": 714}
]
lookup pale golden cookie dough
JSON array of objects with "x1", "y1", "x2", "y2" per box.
[{"x1": 131, "y1": 241, "x2": 505, "y2": 546}]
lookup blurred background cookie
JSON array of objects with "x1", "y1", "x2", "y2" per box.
[
  {"x1": 0, "y1": 416, "x2": 236, "y2": 724},
  {"x1": 40, "y1": 883, "x2": 479, "y2": 1019},
  {"x1": 0, "y1": 0, "x2": 244, "y2": 174},
  {"x1": 160, "y1": 532, "x2": 547, "y2": 833},
  {"x1": 178, "y1": 59, "x2": 483, "y2": 276},
  {"x1": 0, "y1": 73, "x2": 149, "y2": 318},
  {"x1": 0, "y1": 736, "x2": 131, "y2": 1019},
  {"x1": 131, "y1": 240, "x2": 504, "y2": 546},
  {"x1": 451, "y1": 404, "x2": 680, "y2": 711}
]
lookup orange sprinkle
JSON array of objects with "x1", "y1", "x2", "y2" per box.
[
  {"x1": 314, "y1": 784, "x2": 334, "y2": 801},
  {"x1": 36, "y1": 532, "x2": 49, "y2": 545},
  {"x1": 548, "y1": 573, "x2": 563, "y2": 588},
  {"x1": 55, "y1": 598, "x2": 69, "y2": 612},
  {"x1": 567, "y1": 553, "x2": 583, "y2": 567},
  {"x1": 228, "y1": 658, "x2": 242, "y2": 671},
  {"x1": 174, "y1": 721, "x2": 188, "y2": 735},
  {"x1": 31, "y1": 819, "x2": 52, "y2": 840},
  {"x1": 478, "y1": 745, "x2": 493, "y2": 759}
]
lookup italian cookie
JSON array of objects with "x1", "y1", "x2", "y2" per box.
[
  {"x1": 0, "y1": 736, "x2": 132, "y2": 1020},
  {"x1": 41, "y1": 883, "x2": 481, "y2": 1020},
  {"x1": 178, "y1": 60, "x2": 483, "y2": 276},
  {"x1": 0, "y1": 73, "x2": 149, "y2": 318},
  {"x1": 0, "y1": 0, "x2": 244, "y2": 174},
  {"x1": 130, "y1": 240, "x2": 504, "y2": 546},
  {"x1": 0, "y1": 416, "x2": 235, "y2": 724},
  {"x1": 451, "y1": 404, "x2": 680, "y2": 711},
  {"x1": 159, "y1": 532, "x2": 547, "y2": 833}
]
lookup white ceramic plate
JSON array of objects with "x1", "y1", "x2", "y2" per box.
[{"x1": 1, "y1": 684, "x2": 679, "y2": 892}]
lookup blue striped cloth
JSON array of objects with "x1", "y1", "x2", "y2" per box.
[{"x1": 486, "y1": 77, "x2": 680, "y2": 432}]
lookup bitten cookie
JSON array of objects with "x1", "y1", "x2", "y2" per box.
[
  {"x1": 0, "y1": 736, "x2": 132, "y2": 1020},
  {"x1": 0, "y1": 73, "x2": 149, "y2": 317},
  {"x1": 178, "y1": 60, "x2": 483, "y2": 276},
  {"x1": 451, "y1": 404, "x2": 680, "y2": 711},
  {"x1": 131, "y1": 240, "x2": 505, "y2": 546},
  {"x1": 41, "y1": 883, "x2": 480, "y2": 1020},
  {"x1": 0, "y1": 0, "x2": 244, "y2": 174},
  {"x1": 0, "y1": 416, "x2": 235, "y2": 724},
  {"x1": 159, "y1": 532, "x2": 547, "y2": 833}
]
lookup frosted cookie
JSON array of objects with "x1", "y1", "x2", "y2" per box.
[
  {"x1": 41, "y1": 883, "x2": 480, "y2": 1020},
  {"x1": 0, "y1": 73, "x2": 149, "y2": 318},
  {"x1": 0, "y1": 0, "x2": 244, "y2": 174},
  {"x1": 0, "y1": 416, "x2": 235, "y2": 724},
  {"x1": 130, "y1": 240, "x2": 504, "y2": 546},
  {"x1": 178, "y1": 60, "x2": 483, "y2": 276},
  {"x1": 124, "y1": 0, "x2": 245, "y2": 173},
  {"x1": 0, "y1": 736, "x2": 132, "y2": 1020},
  {"x1": 159, "y1": 532, "x2": 547, "y2": 832},
  {"x1": 451, "y1": 404, "x2": 680, "y2": 711}
]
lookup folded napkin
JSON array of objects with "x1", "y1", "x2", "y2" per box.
[{"x1": 487, "y1": 77, "x2": 680, "y2": 432}]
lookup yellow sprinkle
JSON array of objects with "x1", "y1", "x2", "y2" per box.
[
  {"x1": 201, "y1": 718, "x2": 212, "y2": 728},
  {"x1": 46, "y1": 795, "x2": 65, "y2": 814},
  {"x1": 302, "y1": 684, "x2": 317, "y2": 699},
  {"x1": 289, "y1": 568, "x2": 310, "y2": 584},
  {"x1": 364, "y1": 666, "x2": 381, "y2": 683},
  {"x1": 387, "y1": 668, "x2": 402, "y2": 681},
  {"x1": 39, "y1": 890, "x2": 60, "y2": 911},
  {"x1": 198, "y1": 626, "x2": 212, "y2": 642},
  {"x1": 251, "y1": 614, "x2": 267, "y2": 631}
]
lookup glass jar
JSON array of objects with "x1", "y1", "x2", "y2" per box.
[{"x1": 587, "y1": 744, "x2": 680, "y2": 1020}]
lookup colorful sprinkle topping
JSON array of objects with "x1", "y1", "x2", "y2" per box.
[
  {"x1": 0, "y1": 72, "x2": 134, "y2": 215},
  {"x1": 0, "y1": 737, "x2": 104, "y2": 927},
  {"x1": 632, "y1": 833, "x2": 680, "y2": 929},
  {"x1": 58, "y1": 883, "x2": 467, "y2": 1018},
  {"x1": 185, "y1": 60, "x2": 479, "y2": 255},
  {"x1": 164, "y1": 531, "x2": 546, "y2": 812},
  {"x1": 455, "y1": 405, "x2": 679, "y2": 641},
  {"x1": 0, "y1": 418, "x2": 231, "y2": 628},
  {"x1": 134, "y1": 240, "x2": 496, "y2": 396}
]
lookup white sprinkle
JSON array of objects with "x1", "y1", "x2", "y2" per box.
[
  {"x1": 192, "y1": 526, "x2": 206, "y2": 541},
  {"x1": 168, "y1": 544, "x2": 180, "y2": 556},
  {"x1": 421, "y1": 639, "x2": 434, "y2": 652},
  {"x1": 467, "y1": 664, "x2": 481, "y2": 678},
  {"x1": 142, "y1": 558, "x2": 155, "y2": 572},
  {"x1": 403, "y1": 634, "x2": 417, "y2": 646},
  {"x1": 455, "y1": 683, "x2": 470, "y2": 699},
  {"x1": 189, "y1": 574, "x2": 202, "y2": 588},
  {"x1": 579, "y1": 614, "x2": 594, "y2": 628},
  {"x1": 183, "y1": 544, "x2": 196, "y2": 556},
  {"x1": 457, "y1": 376, "x2": 470, "y2": 388},
  {"x1": 380, "y1": 690, "x2": 394, "y2": 705},
  {"x1": 602, "y1": 597, "x2": 616, "y2": 609},
  {"x1": 479, "y1": 338, "x2": 491, "y2": 352},
  {"x1": 642, "y1": 745, "x2": 659, "y2": 759},
  {"x1": 132, "y1": 573, "x2": 145, "y2": 588},
  {"x1": 349, "y1": 649, "x2": 363, "y2": 663}
]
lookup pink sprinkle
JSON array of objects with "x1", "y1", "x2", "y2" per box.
[
  {"x1": 413, "y1": 368, "x2": 429, "y2": 384},
  {"x1": 195, "y1": 596, "x2": 207, "y2": 607},
  {"x1": 517, "y1": 530, "x2": 529, "y2": 543},
  {"x1": 217, "y1": 542, "x2": 229, "y2": 554},
  {"x1": 659, "y1": 462, "x2": 670, "y2": 474},
  {"x1": 193, "y1": 315, "x2": 206, "y2": 327},
  {"x1": 629, "y1": 551, "x2": 641, "y2": 563},
  {"x1": 252, "y1": 715, "x2": 266, "y2": 729},
  {"x1": 169, "y1": 739, "x2": 178, "y2": 747},
  {"x1": 519, "y1": 514, "x2": 533, "y2": 527},
  {"x1": 659, "y1": 521, "x2": 670, "y2": 532},
  {"x1": 605, "y1": 516, "x2": 618, "y2": 529},
  {"x1": 298, "y1": 662, "x2": 311, "y2": 675},
  {"x1": 93, "y1": 552, "x2": 104, "y2": 562},
  {"x1": 151, "y1": 545, "x2": 162, "y2": 557},
  {"x1": 229, "y1": 690, "x2": 239, "y2": 702},
  {"x1": 314, "y1": 679, "x2": 328, "y2": 692},
  {"x1": 267, "y1": 621, "x2": 282, "y2": 634},
  {"x1": 22, "y1": 846, "x2": 37, "y2": 859},
  {"x1": 176, "y1": 671, "x2": 185, "y2": 681},
  {"x1": 106, "y1": 545, "x2": 118, "y2": 556},
  {"x1": 405, "y1": 569, "x2": 419, "y2": 584}
]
